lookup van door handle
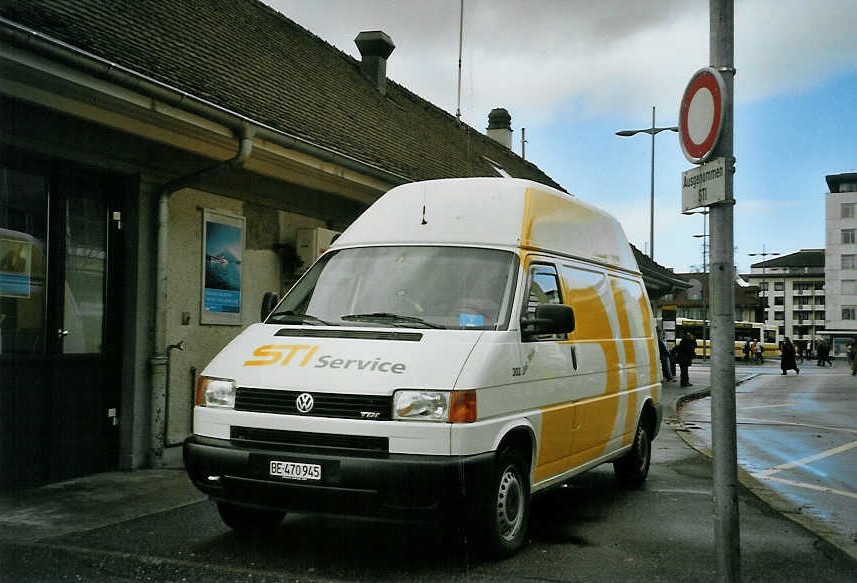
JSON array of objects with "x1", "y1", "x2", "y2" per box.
[{"x1": 570, "y1": 345, "x2": 578, "y2": 370}]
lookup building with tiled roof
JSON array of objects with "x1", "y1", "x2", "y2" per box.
[{"x1": 0, "y1": 0, "x2": 685, "y2": 488}]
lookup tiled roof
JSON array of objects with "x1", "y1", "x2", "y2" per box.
[
  {"x1": 750, "y1": 249, "x2": 824, "y2": 269},
  {"x1": 0, "y1": 0, "x2": 563, "y2": 189}
]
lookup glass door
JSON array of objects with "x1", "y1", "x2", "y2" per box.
[{"x1": 0, "y1": 157, "x2": 124, "y2": 488}]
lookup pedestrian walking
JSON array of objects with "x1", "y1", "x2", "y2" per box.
[
  {"x1": 817, "y1": 340, "x2": 834, "y2": 367},
  {"x1": 658, "y1": 334, "x2": 674, "y2": 382},
  {"x1": 780, "y1": 337, "x2": 799, "y2": 375},
  {"x1": 676, "y1": 332, "x2": 697, "y2": 388},
  {"x1": 848, "y1": 343, "x2": 857, "y2": 376},
  {"x1": 796, "y1": 342, "x2": 804, "y2": 363},
  {"x1": 742, "y1": 338, "x2": 751, "y2": 364},
  {"x1": 755, "y1": 339, "x2": 764, "y2": 364}
]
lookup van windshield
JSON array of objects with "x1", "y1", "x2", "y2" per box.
[{"x1": 270, "y1": 246, "x2": 518, "y2": 330}]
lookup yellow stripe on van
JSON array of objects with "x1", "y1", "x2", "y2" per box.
[
  {"x1": 611, "y1": 279, "x2": 639, "y2": 443},
  {"x1": 639, "y1": 294, "x2": 659, "y2": 386}
]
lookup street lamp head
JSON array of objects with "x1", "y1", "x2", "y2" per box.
[{"x1": 615, "y1": 130, "x2": 640, "y2": 137}]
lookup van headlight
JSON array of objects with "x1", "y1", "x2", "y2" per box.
[
  {"x1": 393, "y1": 389, "x2": 476, "y2": 423},
  {"x1": 195, "y1": 376, "x2": 236, "y2": 408}
]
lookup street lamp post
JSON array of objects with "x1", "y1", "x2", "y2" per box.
[
  {"x1": 686, "y1": 209, "x2": 710, "y2": 359},
  {"x1": 748, "y1": 245, "x2": 781, "y2": 326},
  {"x1": 616, "y1": 106, "x2": 678, "y2": 260}
]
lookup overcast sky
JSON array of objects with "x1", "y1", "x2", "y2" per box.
[{"x1": 266, "y1": 0, "x2": 857, "y2": 273}]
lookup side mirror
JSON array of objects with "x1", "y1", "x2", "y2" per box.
[
  {"x1": 521, "y1": 304, "x2": 575, "y2": 338},
  {"x1": 260, "y1": 291, "x2": 279, "y2": 321}
]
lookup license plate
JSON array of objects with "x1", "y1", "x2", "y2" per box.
[{"x1": 269, "y1": 460, "x2": 321, "y2": 481}]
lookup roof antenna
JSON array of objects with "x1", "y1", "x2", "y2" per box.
[{"x1": 455, "y1": 0, "x2": 464, "y2": 123}]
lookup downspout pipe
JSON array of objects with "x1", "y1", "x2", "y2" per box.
[{"x1": 150, "y1": 126, "x2": 253, "y2": 466}]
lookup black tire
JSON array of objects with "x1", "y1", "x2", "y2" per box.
[
  {"x1": 216, "y1": 502, "x2": 284, "y2": 534},
  {"x1": 471, "y1": 446, "x2": 530, "y2": 559},
  {"x1": 613, "y1": 420, "x2": 652, "y2": 487}
]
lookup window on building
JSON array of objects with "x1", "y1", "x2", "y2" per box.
[
  {"x1": 814, "y1": 281, "x2": 825, "y2": 291},
  {"x1": 843, "y1": 229, "x2": 856, "y2": 245},
  {"x1": 774, "y1": 311, "x2": 785, "y2": 321},
  {"x1": 778, "y1": 326, "x2": 785, "y2": 336},
  {"x1": 843, "y1": 280, "x2": 857, "y2": 295},
  {"x1": 843, "y1": 203, "x2": 856, "y2": 219},
  {"x1": 816, "y1": 311, "x2": 825, "y2": 320},
  {"x1": 774, "y1": 296, "x2": 784, "y2": 306},
  {"x1": 817, "y1": 296, "x2": 825, "y2": 305},
  {"x1": 774, "y1": 282, "x2": 785, "y2": 291},
  {"x1": 843, "y1": 307, "x2": 857, "y2": 321},
  {"x1": 843, "y1": 254, "x2": 857, "y2": 270},
  {"x1": 759, "y1": 282, "x2": 769, "y2": 291}
]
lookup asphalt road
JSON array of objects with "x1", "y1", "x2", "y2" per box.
[
  {"x1": 680, "y1": 361, "x2": 857, "y2": 558},
  {"x1": 2, "y1": 366, "x2": 856, "y2": 581}
]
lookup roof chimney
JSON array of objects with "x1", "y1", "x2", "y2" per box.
[
  {"x1": 355, "y1": 31, "x2": 395, "y2": 95},
  {"x1": 487, "y1": 108, "x2": 513, "y2": 149}
]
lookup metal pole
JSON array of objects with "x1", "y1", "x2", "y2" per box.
[
  {"x1": 650, "y1": 106, "x2": 656, "y2": 260},
  {"x1": 709, "y1": 0, "x2": 740, "y2": 581},
  {"x1": 703, "y1": 215, "x2": 708, "y2": 359}
]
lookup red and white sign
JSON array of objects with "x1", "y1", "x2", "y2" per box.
[{"x1": 679, "y1": 67, "x2": 726, "y2": 164}]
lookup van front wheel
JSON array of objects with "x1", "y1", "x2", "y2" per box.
[
  {"x1": 217, "y1": 502, "x2": 285, "y2": 534},
  {"x1": 471, "y1": 447, "x2": 530, "y2": 558},
  {"x1": 613, "y1": 421, "x2": 651, "y2": 487}
]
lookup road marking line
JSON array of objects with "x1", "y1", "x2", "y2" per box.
[
  {"x1": 741, "y1": 403, "x2": 793, "y2": 410},
  {"x1": 754, "y1": 475, "x2": 857, "y2": 500},
  {"x1": 755, "y1": 440, "x2": 857, "y2": 478}
]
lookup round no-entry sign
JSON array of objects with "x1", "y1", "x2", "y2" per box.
[{"x1": 679, "y1": 67, "x2": 726, "y2": 164}]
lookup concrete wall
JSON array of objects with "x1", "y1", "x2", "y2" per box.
[{"x1": 163, "y1": 188, "x2": 327, "y2": 447}]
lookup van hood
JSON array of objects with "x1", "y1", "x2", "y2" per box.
[{"x1": 203, "y1": 323, "x2": 483, "y2": 394}]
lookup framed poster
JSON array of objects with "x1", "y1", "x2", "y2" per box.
[{"x1": 201, "y1": 209, "x2": 245, "y2": 325}]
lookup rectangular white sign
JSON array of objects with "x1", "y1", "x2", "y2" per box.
[{"x1": 682, "y1": 157, "x2": 727, "y2": 211}]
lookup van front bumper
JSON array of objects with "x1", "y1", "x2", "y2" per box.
[{"x1": 183, "y1": 435, "x2": 494, "y2": 520}]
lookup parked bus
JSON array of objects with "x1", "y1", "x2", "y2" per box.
[{"x1": 674, "y1": 318, "x2": 779, "y2": 359}]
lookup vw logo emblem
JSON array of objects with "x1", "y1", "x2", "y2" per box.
[{"x1": 295, "y1": 393, "x2": 314, "y2": 414}]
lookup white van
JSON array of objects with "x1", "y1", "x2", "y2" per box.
[{"x1": 184, "y1": 177, "x2": 662, "y2": 557}]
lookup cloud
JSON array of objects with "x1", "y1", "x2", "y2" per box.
[{"x1": 268, "y1": 0, "x2": 857, "y2": 129}]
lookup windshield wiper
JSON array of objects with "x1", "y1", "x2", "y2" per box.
[
  {"x1": 340, "y1": 312, "x2": 446, "y2": 329},
  {"x1": 267, "y1": 312, "x2": 336, "y2": 326}
]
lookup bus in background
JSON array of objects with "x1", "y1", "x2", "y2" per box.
[{"x1": 675, "y1": 318, "x2": 780, "y2": 360}]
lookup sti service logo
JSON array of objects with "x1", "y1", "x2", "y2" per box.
[{"x1": 243, "y1": 344, "x2": 407, "y2": 374}]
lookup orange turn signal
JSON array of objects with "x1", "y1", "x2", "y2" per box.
[{"x1": 449, "y1": 390, "x2": 477, "y2": 423}]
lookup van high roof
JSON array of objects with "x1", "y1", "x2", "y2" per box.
[{"x1": 333, "y1": 178, "x2": 639, "y2": 273}]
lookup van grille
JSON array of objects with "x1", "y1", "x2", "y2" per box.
[
  {"x1": 230, "y1": 426, "x2": 389, "y2": 455},
  {"x1": 235, "y1": 387, "x2": 392, "y2": 420}
]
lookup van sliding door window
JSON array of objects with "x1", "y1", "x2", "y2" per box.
[{"x1": 524, "y1": 264, "x2": 564, "y2": 341}]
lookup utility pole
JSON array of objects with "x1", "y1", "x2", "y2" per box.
[{"x1": 709, "y1": 1, "x2": 740, "y2": 581}]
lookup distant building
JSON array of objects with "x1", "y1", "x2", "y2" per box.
[
  {"x1": 651, "y1": 271, "x2": 758, "y2": 323},
  {"x1": 822, "y1": 173, "x2": 857, "y2": 355},
  {"x1": 745, "y1": 249, "x2": 825, "y2": 351}
]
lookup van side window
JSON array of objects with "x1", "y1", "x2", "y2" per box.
[
  {"x1": 523, "y1": 264, "x2": 565, "y2": 341},
  {"x1": 525, "y1": 265, "x2": 562, "y2": 317}
]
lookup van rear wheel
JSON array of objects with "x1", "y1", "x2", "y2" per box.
[
  {"x1": 471, "y1": 446, "x2": 530, "y2": 559},
  {"x1": 613, "y1": 421, "x2": 651, "y2": 487},
  {"x1": 217, "y1": 502, "x2": 285, "y2": 534}
]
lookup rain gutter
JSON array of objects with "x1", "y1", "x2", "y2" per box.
[{"x1": 0, "y1": 17, "x2": 412, "y2": 186}]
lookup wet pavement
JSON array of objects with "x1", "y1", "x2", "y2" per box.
[{"x1": 678, "y1": 360, "x2": 857, "y2": 561}]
